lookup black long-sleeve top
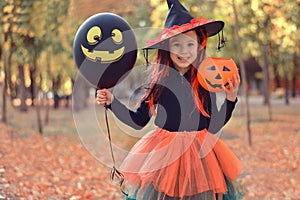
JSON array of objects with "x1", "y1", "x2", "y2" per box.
[{"x1": 108, "y1": 66, "x2": 237, "y2": 133}]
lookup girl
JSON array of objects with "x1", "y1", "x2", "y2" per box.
[{"x1": 97, "y1": 0, "x2": 242, "y2": 199}]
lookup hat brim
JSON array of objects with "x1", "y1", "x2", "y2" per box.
[{"x1": 143, "y1": 21, "x2": 224, "y2": 49}]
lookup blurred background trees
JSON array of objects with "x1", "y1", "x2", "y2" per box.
[{"x1": 0, "y1": 0, "x2": 299, "y2": 132}]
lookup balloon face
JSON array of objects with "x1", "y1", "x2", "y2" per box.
[
  {"x1": 81, "y1": 27, "x2": 125, "y2": 63},
  {"x1": 73, "y1": 13, "x2": 137, "y2": 89},
  {"x1": 197, "y1": 57, "x2": 238, "y2": 92}
]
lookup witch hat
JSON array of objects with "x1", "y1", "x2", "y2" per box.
[{"x1": 144, "y1": 0, "x2": 224, "y2": 49}]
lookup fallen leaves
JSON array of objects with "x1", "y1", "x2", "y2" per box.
[
  {"x1": 225, "y1": 104, "x2": 300, "y2": 199},
  {"x1": 0, "y1": 124, "x2": 122, "y2": 199},
  {"x1": 0, "y1": 99, "x2": 300, "y2": 199}
]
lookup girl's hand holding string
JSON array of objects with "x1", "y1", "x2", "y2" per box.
[
  {"x1": 96, "y1": 89, "x2": 114, "y2": 106},
  {"x1": 223, "y1": 74, "x2": 240, "y2": 102}
]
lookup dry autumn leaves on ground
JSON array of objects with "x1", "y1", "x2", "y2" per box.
[{"x1": 0, "y1": 96, "x2": 299, "y2": 199}]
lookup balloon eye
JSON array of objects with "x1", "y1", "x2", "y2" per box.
[
  {"x1": 87, "y1": 26, "x2": 102, "y2": 45},
  {"x1": 223, "y1": 66, "x2": 230, "y2": 71},
  {"x1": 112, "y1": 29, "x2": 123, "y2": 44},
  {"x1": 207, "y1": 65, "x2": 216, "y2": 70}
]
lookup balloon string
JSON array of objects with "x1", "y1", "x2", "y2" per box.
[
  {"x1": 104, "y1": 104, "x2": 116, "y2": 164},
  {"x1": 104, "y1": 104, "x2": 128, "y2": 196}
]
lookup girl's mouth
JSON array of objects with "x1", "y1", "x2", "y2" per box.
[{"x1": 178, "y1": 56, "x2": 189, "y2": 61}]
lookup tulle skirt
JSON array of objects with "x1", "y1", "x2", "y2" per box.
[{"x1": 120, "y1": 128, "x2": 242, "y2": 200}]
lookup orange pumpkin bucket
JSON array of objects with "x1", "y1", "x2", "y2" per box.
[{"x1": 197, "y1": 57, "x2": 239, "y2": 92}]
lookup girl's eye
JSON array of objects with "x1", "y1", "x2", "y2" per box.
[
  {"x1": 188, "y1": 43, "x2": 195, "y2": 47},
  {"x1": 172, "y1": 43, "x2": 180, "y2": 47}
]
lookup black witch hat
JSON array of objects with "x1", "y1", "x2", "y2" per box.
[{"x1": 144, "y1": 0, "x2": 224, "y2": 49}]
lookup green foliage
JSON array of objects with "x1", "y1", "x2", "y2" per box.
[
  {"x1": 0, "y1": 0, "x2": 299, "y2": 100},
  {"x1": 0, "y1": 0, "x2": 75, "y2": 95},
  {"x1": 127, "y1": 0, "x2": 300, "y2": 85}
]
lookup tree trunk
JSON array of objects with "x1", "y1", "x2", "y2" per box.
[
  {"x1": 270, "y1": 43, "x2": 280, "y2": 90},
  {"x1": 273, "y1": 64, "x2": 280, "y2": 89},
  {"x1": 283, "y1": 55, "x2": 290, "y2": 105},
  {"x1": 29, "y1": 67, "x2": 36, "y2": 106},
  {"x1": 291, "y1": 75, "x2": 296, "y2": 98},
  {"x1": 18, "y1": 64, "x2": 28, "y2": 112},
  {"x1": 291, "y1": 52, "x2": 298, "y2": 97},
  {"x1": 262, "y1": 45, "x2": 270, "y2": 105},
  {"x1": 44, "y1": 51, "x2": 51, "y2": 125},
  {"x1": 2, "y1": 52, "x2": 7, "y2": 123},
  {"x1": 44, "y1": 94, "x2": 50, "y2": 125},
  {"x1": 33, "y1": 46, "x2": 43, "y2": 134},
  {"x1": 53, "y1": 75, "x2": 61, "y2": 109},
  {"x1": 284, "y1": 73, "x2": 289, "y2": 105},
  {"x1": 0, "y1": 44, "x2": 2, "y2": 62},
  {"x1": 232, "y1": 0, "x2": 252, "y2": 146},
  {"x1": 262, "y1": 43, "x2": 272, "y2": 121},
  {"x1": 7, "y1": 49, "x2": 14, "y2": 104}
]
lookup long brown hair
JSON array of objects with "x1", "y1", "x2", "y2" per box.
[{"x1": 142, "y1": 29, "x2": 211, "y2": 117}]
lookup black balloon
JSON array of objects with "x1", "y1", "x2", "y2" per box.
[{"x1": 73, "y1": 13, "x2": 137, "y2": 89}]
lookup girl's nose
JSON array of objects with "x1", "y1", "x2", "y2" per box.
[{"x1": 180, "y1": 45, "x2": 189, "y2": 54}]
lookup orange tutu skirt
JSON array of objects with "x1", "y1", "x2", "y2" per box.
[{"x1": 120, "y1": 128, "x2": 242, "y2": 199}]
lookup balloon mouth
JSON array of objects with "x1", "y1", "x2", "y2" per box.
[{"x1": 81, "y1": 45, "x2": 125, "y2": 63}]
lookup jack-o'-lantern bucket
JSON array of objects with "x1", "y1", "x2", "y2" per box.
[{"x1": 197, "y1": 57, "x2": 238, "y2": 92}]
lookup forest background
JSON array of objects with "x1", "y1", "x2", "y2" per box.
[{"x1": 0, "y1": 0, "x2": 299, "y2": 199}]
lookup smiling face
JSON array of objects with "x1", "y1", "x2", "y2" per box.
[
  {"x1": 197, "y1": 57, "x2": 238, "y2": 92},
  {"x1": 73, "y1": 13, "x2": 137, "y2": 89},
  {"x1": 169, "y1": 30, "x2": 198, "y2": 75},
  {"x1": 81, "y1": 26, "x2": 125, "y2": 63}
]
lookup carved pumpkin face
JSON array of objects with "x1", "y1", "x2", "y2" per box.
[
  {"x1": 197, "y1": 57, "x2": 238, "y2": 92},
  {"x1": 73, "y1": 13, "x2": 137, "y2": 89}
]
